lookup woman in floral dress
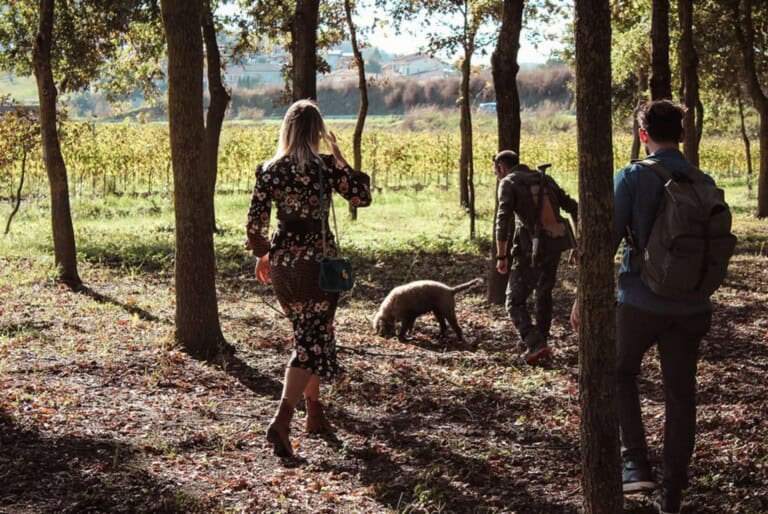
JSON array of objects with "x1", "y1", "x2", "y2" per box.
[{"x1": 245, "y1": 100, "x2": 372, "y2": 458}]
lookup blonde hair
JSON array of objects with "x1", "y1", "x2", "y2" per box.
[{"x1": 267, "y1": 99, "x2": 328, "y2": 170}]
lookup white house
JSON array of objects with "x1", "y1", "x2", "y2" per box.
[{"x1": 384, "y1": 53, "x2": 453, "y2": 78}]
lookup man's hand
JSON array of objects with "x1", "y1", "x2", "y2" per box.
[
  {"x1": 496, "y1": 258, "x2": 508, "y2": 275},
  {"x1": 255, "y1": 254, "x2": 271, "y2": 284},
  {"x1": 568, "y1": 249, "x2": 579, "y2": 265},
  {"x1": 570, "y1": 298, "x2": 579, "y2": 331}
]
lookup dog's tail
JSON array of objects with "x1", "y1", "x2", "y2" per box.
[{"x1": 451, "y1": 277, "x2": 484, "y2": 295}]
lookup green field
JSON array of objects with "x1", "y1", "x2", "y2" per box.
[{"x1": 0, "y1": 74, "x2": 37, "y2": 103}]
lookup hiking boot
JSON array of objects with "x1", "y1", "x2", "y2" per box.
[
  {"x1": 653, "y1": 488, "x2": 682, "y2": 514},
  {"x1": 266, "y1": 400, "x2": 295, "y2": 458},
  {"x1": 305, "y1": 399, "x2": 336, "y2": 434},
  {"x1": 622, "y1": 460, "x2": 657, "y2": 493},
  {"x1": 524, "y1": 329, "x2": 551, "y2": 364}
]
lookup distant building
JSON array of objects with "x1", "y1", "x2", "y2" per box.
[
  {"x1": 384, "y1": 53, "x2": 456, "y2": 79},
  {"x1": 224, "y1": 62, "x2": 284, "y2": 88}
]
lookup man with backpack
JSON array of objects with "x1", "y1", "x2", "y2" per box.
[
  {"x1": 494, "y1": 149, "x2": 578, "y2": 365},
  {"x1": 587, "y1": 99, "x2": 735, "y2": 514}
]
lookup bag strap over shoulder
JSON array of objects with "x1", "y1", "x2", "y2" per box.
[
  {"x1": 635, "y1": 158, "x2": 703, "y2": 184},
  {"x1": 318, "y1": 164, "x2": 342, "y2": 259}
]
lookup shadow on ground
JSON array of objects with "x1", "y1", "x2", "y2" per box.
[{"x1": 0, "y1": 410, "x2": 211, "y2": 513}]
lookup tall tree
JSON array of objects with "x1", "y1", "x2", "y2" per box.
[
  {"x1": 32, "y1": 0, "x2": 81, "y2": 288},
  {"x1": 292, "y1": 0, "x2": 320, "y2": 100},
  {"x1": 202, "y1": 0, "x2": 231, "y2": 232},
  {"x1": 649, "y1": 0, "x2": 672, "y2": 100},
  {"x1": 677, "y1": 0, "x2": 701, "y2": 166},
  {"x1": 235, "y1": 1, "x2": 345, "y2": 101},
  {"x1": 377, "y1": 0, "x2": 496, "y2": 237},
  {"x1": 488, "y1": 0, "x2": 524, "y2": 304},
  {"x1": 161, "y1": 0, "x2": 227, "y2": 360},
  {"x1": 492, "y1": 0, "x2": 523, "y2": 155},
  {"x1": 574, "y1": 0, "x2": 622, "y2": 511},
  {"x1": 733, "y1": 0, "x2": 768, "y2": 217},
  {"x1": 458, "y1": 0, "x2": 477, "y2": 237},
  {"x1": 343, "y1": 0, "x2": 368, "y2": 221},
  {"x1": 0, "y1": 1, "x2": 163, "y2": 288}
]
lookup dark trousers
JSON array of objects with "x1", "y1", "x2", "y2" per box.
[
  {"x1": 505, "y1": 252, "x2": 560, "y2": 344},
  {"x1": 616, "y1": 303, "x2": 711, "y2": 490}
]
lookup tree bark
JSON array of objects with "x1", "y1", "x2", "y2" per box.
[
  {"x1": 575, "y1": 0, "x2": 622, "y2": 512},
  {"x1": 488, "y1": 0, "x2": 524, "y2": 304},
  {"x1": 4, "y1": 149, "x2": 26, "y2": 235},
  {"x1": 733, "y1": 0, "x2": 768, "y2": 217},
  {"x1": 32, "y1": 0, "x2": 81, "y2": 289},
  {"x1": 677, "y1": 0, "x2": 700, "y2": 166},
  {"x1": 459, "y1": 48, "x2": 472, "y2": 210},
  {"x1": 650, "y1": 0, "x2": 672, "y2": 100},
  {"x1": 738, "y1": 94, "x2": 753, "y2": 193},
  {"x1": 202, "y1": 0, "x2": 231, "y2": 232},
  {"x1": 292, "y1": 0, "x2": 319, "y2": 101},
  {"x1": 492, "y1": 0, "x2": 523, "y2": 154},
  {"x1": 162, "y1": 0, "x2": 226, "y2": 360},
  {"x1": 344, "y1": 0, "x2": 368, "y2": 221}
]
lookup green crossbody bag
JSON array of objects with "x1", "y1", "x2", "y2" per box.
[{"x1": 318, "y1": 165, "x2": 354, "y2": 292}]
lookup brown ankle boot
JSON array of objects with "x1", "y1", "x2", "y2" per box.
[
  {"x1": 305, "y1": 399, "x2": 336, "y2": 434},
  {"x1": 266, "y1": 400, "x2": 295, "y2": 457}
]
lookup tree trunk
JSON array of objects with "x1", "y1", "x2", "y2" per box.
[
  {"x1": 32, "y1": 0, "x2": 81, "y2": 289},
  {"x1": 738, "y1": 94, "x2": 753, "y2": 194},
  {"x1": 459, "y1": 42, "x2": 473, "y2": 210},
  {"x1": 161, "y1": 0, "x2": 226, "y2": 360},
  {"x1": 344, "y1": 0, "x2": 368, "y2": 221},
  {"x1": 630, "y1": 68, "x2": 649, "y2": 161},
  {"x1": 292, "y1": 0, "x2": 319, "y2": 101},
  {"x1": 733, "y1": 0, "x2": 768, "y2": 217},
  {"x1": 202, "y1": 0, "x2": 231, "y2": 233},
  {"x1": 4, "y1": 149, "x2": 26, "y2": 235},
  {"x1": 650, "y1": 0, "x2": 672, "y2": 100},
  {"x1": 677, "y1": 0, "x2": 700, "y2": 166},
  {"x1": 488, "y1": 0, "x2": 523, "y2": 303},
  {"x1": 492, "y1": 0, "x2": 523, "y2": 154},
  {"x1": 695, "y1": 99, "x2": 704, "y2": 145},
  {"x1": 574, "y1": 0, "x2": 622, "y2": 512}
]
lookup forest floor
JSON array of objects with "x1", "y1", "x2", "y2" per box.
[{"x1": 2, "y1": 234, "x2": 767, "y2": 513}]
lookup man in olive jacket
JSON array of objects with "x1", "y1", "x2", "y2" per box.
[{"x1": 494, "y1": 150, "x2": 578, "y2": 364}]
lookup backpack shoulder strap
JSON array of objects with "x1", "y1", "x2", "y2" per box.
[
  {"x1": 636, "y1": 158, "x2": 673, "y2": 182},
  {"x1": 635, "y1": 158, "x2": 704, "y2": 183}
]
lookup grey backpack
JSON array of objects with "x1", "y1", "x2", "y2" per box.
[{"x1": 638, "y1": 159, "x2": 737, "y2": 301}]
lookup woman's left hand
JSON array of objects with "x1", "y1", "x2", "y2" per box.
[
  {"x1": 255, "y1": 254, "x2": 271, "y2": 284},
  {"x1": 325, "y1": 131, "x2": 348, "y2": 168}
]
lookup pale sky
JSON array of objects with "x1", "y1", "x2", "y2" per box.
[
  {"x1": 220, "y1": 4, "x2": 564, "y2": 65},
  {"x1": 366, "y1": 21, "x2": 559, "y2": 64}
]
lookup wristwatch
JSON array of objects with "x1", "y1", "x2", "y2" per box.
[{"x1": 495, "y1": 255, "x2": 507, "y2": 261}]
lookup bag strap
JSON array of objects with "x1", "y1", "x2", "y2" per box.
[
  {"x1": 636, "y1": 158, "x2": 703, "y2": 184},
  {"x1": 318, "y1": 163, "x2": 342, "y2": 259}
]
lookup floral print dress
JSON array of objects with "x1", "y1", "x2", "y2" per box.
[{"x1": 246, "y1": 154, "x2": 371, "y2": 378}]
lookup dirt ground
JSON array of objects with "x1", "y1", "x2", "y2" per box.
[{"x1": 1, "y1": 250, "x2": 767, "y2": 513}]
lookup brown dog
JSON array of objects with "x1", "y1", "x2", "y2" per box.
[{"x1": 373, "y1": 278, "x2": 483, "y2": 342}]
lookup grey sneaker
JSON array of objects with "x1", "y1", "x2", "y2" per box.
[
  {"x1": 653, "y1": 488, "x2": 682, "y2": 514},
  {"x1": 622, "y1": 460, "x2": 657, "y2": 493}
]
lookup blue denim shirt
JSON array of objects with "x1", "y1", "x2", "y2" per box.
[{"x1": 613, "y1": 148, "x2": 715, "y2": 315}]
